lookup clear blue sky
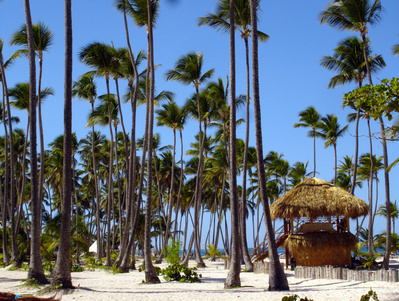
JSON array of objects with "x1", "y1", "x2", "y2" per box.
[{"x1": 1, "y1": 0, "x2": 399, "y2": 245}]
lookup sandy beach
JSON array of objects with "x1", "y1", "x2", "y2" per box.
[{"x1": 1, "y1": 259, "x2": 399, "y2": 301}]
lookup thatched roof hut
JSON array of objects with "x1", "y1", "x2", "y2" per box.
[{"x1": 270, "y1": 177, "x2": 368, "y2": 220}]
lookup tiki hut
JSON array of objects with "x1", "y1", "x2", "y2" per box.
[{"x1": 270, "y1": 177, "x2": 368, "y2": 268}]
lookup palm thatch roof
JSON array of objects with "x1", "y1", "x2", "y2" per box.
[{"x1": 270, "y1": 177, "x2": 368, "y2": 220}]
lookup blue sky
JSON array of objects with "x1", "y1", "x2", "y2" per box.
[{"x1": 1, "y1": 0, "x2": 399, "y2": 244}]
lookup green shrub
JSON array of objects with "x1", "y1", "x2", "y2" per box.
[
  {"x1": 161, "y1": 263, "x2": 202, "y2": 283},
  {"x1": 204, "y1": 243, "x2": 222, "y2": 259},
  {"x1": 360, "y1": 288, "x2": 379, "y2": 301},
  {"x1": 282, "y1": 295, "x2": 313, "y2": 301},
  {"x1": 71, "y1": 264, "x2": 84, "y2": 272},
  {"x1": 163, "y1": 239, "x2": 182, "y2": 265}
]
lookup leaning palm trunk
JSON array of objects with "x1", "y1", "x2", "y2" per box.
[
  {"x1": 116, "y1": 3, "x2": 140, "y2": 270},
  {"x1": 1, "y1": 39, "x2": 18, "y2": 267},
  {"x1": 0, "y1": 63, "x2": 11, "y2": 266},
  {"x1": 51, "y1": 0, "x2": 73, "y2": 288},
  {"x1": 250, "y1": 0, "x2": 288, "y2": 291},
  {"x1": 25, "y1": 0, "x2": 47, "y2": 283}
]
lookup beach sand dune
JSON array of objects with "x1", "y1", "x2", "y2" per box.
[{"x1": 1, "y1": 260, "x2": 399, "y2": 301}]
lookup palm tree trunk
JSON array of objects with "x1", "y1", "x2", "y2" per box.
[
  {"x1": 117, "y1": 4, "x2": 140, "y2": 270},
  {"x1": 379, "y1": 116, "x2": 391, "y2": 269},
  {"x1": 51, "y1": 0, "x2": 73, "y2": 288},
  {"x1": 37, "y1": 54, "x2": 45, "y2": 230},
  {"x1": 225, "y1": 0, "x2": 241, "y2": 287},
  {"x1": 240, "y1": 35, "x2": 253, "y2": 273},
  {"x1": 105, "y1": 77, "x2": 114, "y2": 267},
  {"x1": 250, "y1": 0, "x2": 288, "y2": 291},
  {"x1": 25, "y1": 0, "x2": 47, "y2": 283},
  {"x1": 350, "y1": 107, "x2": 361, "y2": 195},
  {"x1": 144, "y1": 1, "x2": 160, "y2": 282},
  {"x1": 1, "y1": 32, "x2": 18, "y2": 268},
  {"x1": 367, "y1": 118, "x2": 374, "y2": 256}
]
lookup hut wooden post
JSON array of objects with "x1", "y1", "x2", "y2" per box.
[{"x1": 284, "y1": 218, "x2": 290, "y2": 269}]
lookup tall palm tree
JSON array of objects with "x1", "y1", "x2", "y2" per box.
[
  {"x1": 22, "y1": 0, "x2": 47, "y2": 284},
  {"x1": 51, "y1": 0, "x2": 73, "y2": 288},
  {"x1": 224, "y1": 0, "x2": 241, "y2": 288},
  {"x1": 249, "y1": 0, "x2": 289, "y2": 291},
  {"x1": 72, "y1": 73, "x2": 103, "y2": 259},
  {"x1": 155, "y1": 101, "x2": 186, "y2": 254},
  {"x1": 320, "y1": 0, "x2": 382, "y2": 86},
  {"x1": 79, "y1": 42, "x2": 119, "y2": 267},
  {"x1": 315, "y1": 114, "x2": 348, "y2": 185},
  {"x1": 321, "y1": 36, "x2": 385, "y2": 196},
  {"x1": 0, "y1": 39, "x2": 16, "y2": 267},
  {"x1": 377, "y1": 201, "x2": 399, "y2": 235},
  {"x1": 165, "y1": 51, "x2": 214, "y2": 267},
  {"x1": 293, "y1": 106, "x2": 321, "y2": 177},
  {"x1": 11, "y1": 22, "x2": 54, "y2": 215},
  {"x1": 358, "y1": 153, "x2": 384, "y2": 255},
  {"x1": 320, "y1": 2, "x2": 392, "y2": 267},
  {"x1": 199, "y1": 1, "x2": 267, "y2": 272}
]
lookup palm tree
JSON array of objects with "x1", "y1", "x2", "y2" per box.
[
  {"x1": 320, "y1": 0, "x2": 382, "y2": 86},
  {"x1": 293, "y1": 106, "x2": 321, "y2": 177},
  {"x1": 11, "y1": 22, "x2": 54, "y2": 215},
  {"x1": 223, "y1": 0, "x2": 241, "y2": 288},
  {"x1": 199, "y1": 1, "x2": 267, "y2": 273},
  {"x1": 0, "y1": 39, "x2": 16, "y2": 267},
  {"x1": 315, "y1": 114, "x2": 348, "y2": 184},
  {"x1": 155, "y1": 101, "x2": 187, "y2": 255},
  {"x1": 320, "y1": 2, "x2": 392, "y2": 267},
  {"x1": 165, "y1": 51, "x2": 214, "y2": 267},
  {"x1": 51, "y1": 0, "x2": 73, "y2": 288},
  {"x1": 358, "y1": 153, "x2": 384, "y2": 254},
  {"x1": 321, "y1": 36, "x2": 385, "y2": 89},
  {"x1": 79, "y1": 42, "x2": 119, "y2": 267},
  {"x1": 377, "y1": 201, "x2": 399, "y2": 235},
  {"x1": 72, "y1": 73, "x2": 103, "y2": 259},
  {"x1": 321, "y1": 36, "x2": 385, "y2": 196},
  {"x1": 22, "y1": 0, "x2": 47, "y2": 284},
  {"x1": 249, "y1": 0, "x2": 289, "y2": 291},
  {"x1": 289, "y1": 161, "x2": 311, "y2": 186}
]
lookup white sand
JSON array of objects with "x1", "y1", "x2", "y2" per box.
[{"x1": 1, "y1": 259, "x2": 399, "y2": 301}]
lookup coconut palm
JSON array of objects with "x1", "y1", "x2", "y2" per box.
[
  {"x1": 320, "y1": 0, "x2": 382, "y2": 85},
  {"x1": 249, "y1": 0, "x2": 289, "y2": 291},
  {"x1": 289, "y1": 161, "x2": 311, "y2": 186},
  {"x1": 0, "y1": 39, "x2": 16, "y2": 267},
  {"x1": 22, "y1": 0, "x2": 47, "y2": 283},
  {"x1": 321, "y1": 36, "x2": 385, "y2": 89},
  {"x1": 51, "y1": 0, "x2": 73, "y2": 287},
  {"x1": 79, "y1": 42, "x2": 120, "y2": 267},
  {"x1": 199, "y1": 2, "x2": 267, "y2": 273},
  {"x1": 293, "y1": 106, "x2": 321, "y2": 177},
  {"x1": 321, "y1": 36, "x2": 385, "y2": 196},
  {"x1": 377, "y1": 201, "x2": 399, "y2": 235},
  {"x1": 155, "y1": 101, "x2": 187, "y2": 254},
  {"x1": 320, "y1": 2, "x2": 392, "y2": 266},
  {"x1": 72, "y1": 73, "x2": 103, "y2": 258},
  {"x1": 11, "y1": 22, "x2": 54, "y2": 224},
  {"x1": 358, "y1": 153, "x2": 384, "y2": 254},
  {"x1": 315, "y1": 114, "x2": 348, "y2": 185},
  {"x1": 165, "y1": 51, "x2": 214, "y2": 267}
]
